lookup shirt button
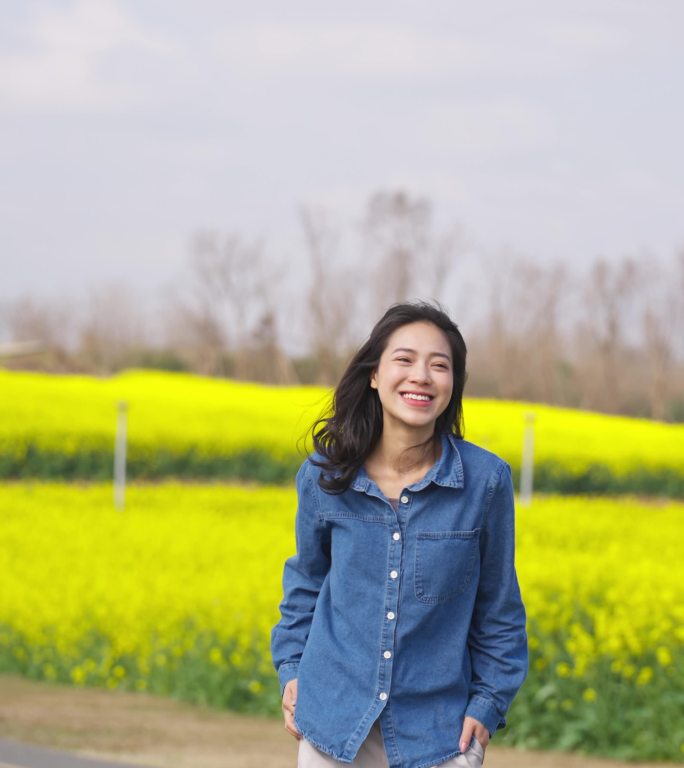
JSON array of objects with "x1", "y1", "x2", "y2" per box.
[
  {"x1": 383, "y1": 650, "x2": 392, "y2": 659},
  {"x1": 387, "y1": 611, "x2": 395, "y2": 620},
  {"x1": 392, "y1": 532, "x2": 401, "y2": 541},
  {"x1": 400, "y1": 495, "x2": 409, "y2": 504},
  {"x1": 379, "y1": 692, "x2": 388, "y2": 701},
  {"x1": 390, "y1": 570, "x2": 398, "y2": 579}
]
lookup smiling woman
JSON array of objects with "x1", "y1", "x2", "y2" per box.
[
  {"x1": 369, "y1": 321, "x2": 454, "y2": 438},
  {"x1": 271, "y1": 302, "x2": 528, "y2": 768},
  {"x1": 308, "y1": 304, "x2": 467, "y2": 495}
]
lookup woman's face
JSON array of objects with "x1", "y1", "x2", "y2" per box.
[{"x1": 370, "y1": 321, "x2": 453, "y2": 436}]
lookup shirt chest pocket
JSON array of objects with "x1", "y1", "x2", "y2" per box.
[
  {"x1": 320, "y1": 508, "x2": 388, "y2": 525},
  {"x1": 414, "y1": 529, "x2": 480, "y2": 604}
]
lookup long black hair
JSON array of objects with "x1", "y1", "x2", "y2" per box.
[{"x1": 310, "y1": 301, "x2": 467, "y2": 493}]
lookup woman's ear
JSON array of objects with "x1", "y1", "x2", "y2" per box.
[{"x1": 370, "y1": 372, "x2": 378, "y2": 389}]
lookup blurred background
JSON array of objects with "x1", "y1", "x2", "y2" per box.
[
  {"x1": 1, "y1": 2, "x2": 683, "y2": 766},
  {"x1": 2, "y1": 0, "x2": 684, "y2": 418}
]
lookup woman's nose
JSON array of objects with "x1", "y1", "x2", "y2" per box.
[{"x1": 409, "y1": 363, "x2": 431, "y2": 383}]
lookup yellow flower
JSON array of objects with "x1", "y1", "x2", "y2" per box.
[
  {"x1": 1, "y1": 475, "x2": 683, "y2": 760},
  {"x1": 248, "y1": 680, "x2": 263, "y2": 694},
  {"x1": 636, "y1": 667, "x2": 653, "y2": 686},
  {"x1": 555, "y1": 662, "x2": 571, "y2": 678},
  {"x1": 70, "y1": 666, "x2": 86, "y2": 684}
]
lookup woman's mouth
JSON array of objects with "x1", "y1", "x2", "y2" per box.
[{"x1": 400, "y1": 392, "x2": 434, "y2": 407}]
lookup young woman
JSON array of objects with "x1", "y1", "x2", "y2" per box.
[{"x1": 271, "y1": 302, "x2": 528, "y2": 768}]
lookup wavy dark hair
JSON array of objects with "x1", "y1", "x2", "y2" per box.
[{"x1": 310, "y1": 301, "x2": 467, "y2": 493}]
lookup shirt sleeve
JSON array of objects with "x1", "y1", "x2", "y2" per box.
[
  {"x1": 270, "y1": 459, "x2": 331, "y2": 696},
  {"x1": 465, "y1": 461, "x2": 528, "y2": 736}
]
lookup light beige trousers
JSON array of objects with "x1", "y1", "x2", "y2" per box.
[{"x1": 298, "y1": 720, "x2": 485, "y2": 768}]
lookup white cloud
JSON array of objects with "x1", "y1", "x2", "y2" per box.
[
  {"x1": 0, "y1": 0, "x2": 172, "y2": 110},
  {"x1": 210, "y1": 13, "x2": 631, "y2": 83},
  {"x1": 33, "y1": 0, "x2": 161, "y2": 55},
  {"x1": 417, "y1": 96, "x2": 556, "y2": 156},
  {"x1": 223, "y1": 25, "x2": 489, "y2": 79}
]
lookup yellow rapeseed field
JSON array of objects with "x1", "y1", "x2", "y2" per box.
[
  {"x1": 1, "y1": 482, "x2": 682, "y2": 759},
  {"x1": 2, "y1": 370, "x2": 683, "y2": 493}
]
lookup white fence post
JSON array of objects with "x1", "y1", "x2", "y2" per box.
[
  {"x1": 114, "y1": 400, "x2": 128, "y2": 510},
  {"x1": 520, "y1": 412, "x2": 535, "y2": 505}
]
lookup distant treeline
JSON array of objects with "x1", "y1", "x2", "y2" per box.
[{"x1": 2, "y1": 190, "x2": 683, "y2": 422}]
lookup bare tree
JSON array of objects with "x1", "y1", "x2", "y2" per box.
[
  {"x1": 300, "y1": 207, "x2": 358, "y2": 384},
  {"x1": 427, "y1": 225, "x2": 466, "y2": 303},
  {"x1": 470, "y1": 251, "x2": 571, "y2": 402},
  {"x1": 364, "y1": 190, "x2": 430, "y2": 310},
  {"x1": 638, "y1": 252, "x2": 684, "y2": 419},
  {"x1": 642, "y1": 306, "x2": 672, "y2": 420},
  {"x1": 574, "y1": 257, "x2": 639, "y2": 413},
  {"x1": 162, "y1": 288, "x2": 227, "y2": 376},
  {"x1": 244, "y1": 310, "x2": 297, "y2": 384},
  {"x1": 361, "y1": 189, "x2": 465, "y2": 326},
  {"x1": 0, "y1": 295, "x2": 74, "y2": 371},
  {"x1": 523, "y1": 260, "x2": 571, "y2": 403},
  {"x1": 470, "y1": 250, "x2": 520, "y2": 399},
  {"x1": 77, "y1": 283, "x2": 148, "y2": 374},
  {"x1": 166, "y1": 231, "x2": 292, "y2": 381}
]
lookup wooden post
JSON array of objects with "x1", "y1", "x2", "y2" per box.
[
  {"x1": 114, "y1": 401, "x2": 128, "y2": 510},
  {"x1": 520, "y1": 412, "x2": 535, "y2": 506}
]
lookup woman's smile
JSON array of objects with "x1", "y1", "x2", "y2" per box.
[{"x1": 399, "y1": 390, "x2": 435, "y2": 407}]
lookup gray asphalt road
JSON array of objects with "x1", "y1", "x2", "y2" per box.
[{"x1": 0, "y1": 738, "x2": 150, "y2": 768}]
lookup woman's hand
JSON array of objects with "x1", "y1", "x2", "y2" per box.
[
  {"x1": 282, "y1": 678, "x2": 302, "y2": 740},
  {"x1": 459, "y1": 715, "x2": 489, "y2": 755}
]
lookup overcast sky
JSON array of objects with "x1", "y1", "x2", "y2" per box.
[{"x1": 1, "y1": 0, "x2": 683, "y2": 306}]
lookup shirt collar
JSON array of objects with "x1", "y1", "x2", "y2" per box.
[{"x1": 350, "y1": 431, "x2": 464, "y2": 493}]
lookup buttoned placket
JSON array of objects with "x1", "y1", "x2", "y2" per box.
[{"x1": 375, "y1": 491, "x2": 412, "y2": 707}]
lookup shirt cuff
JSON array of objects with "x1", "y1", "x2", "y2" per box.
[
  {"x1": 277, "y1": 662, "x2": 300, "y2": 697},
  {"x1": 465, "y1": 695, "x2": 506, "y2": 737}
]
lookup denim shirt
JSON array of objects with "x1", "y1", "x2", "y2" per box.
[{"x1": 271, "y1": 433, "x2": 528, "y2": 768}]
